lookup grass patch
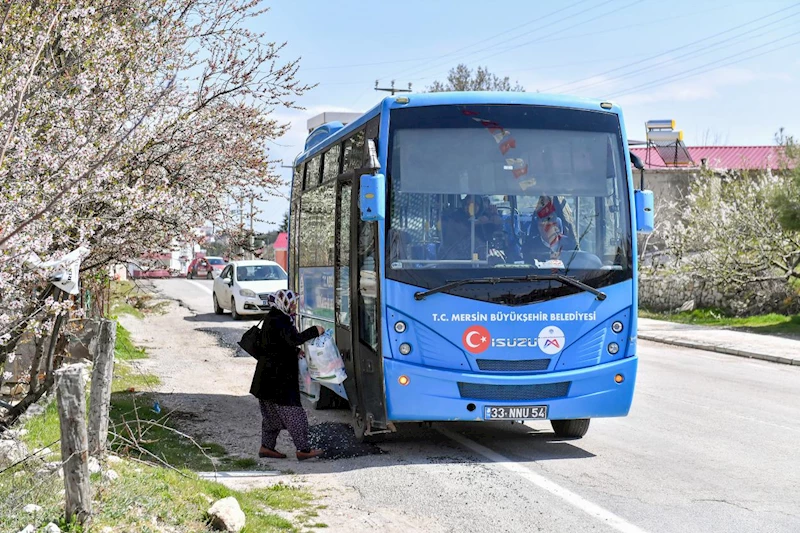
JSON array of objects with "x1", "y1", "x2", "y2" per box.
[
  {"x1": 107, "y1": 391, "x2": 228, "y2": 472},
  {"x1": 110, "y1": 279, "x2": 169, "y2": 319},
  {"x1": 115, "y1": 322, "x2": 148, "y2": 361},
  {"x1": 18, "y1": 398, "x2": 61, "y2": 458},
  {"x1": 226, "y1": 457, "x2": 259, "y2": 469},
  {"x1": 3, "y1": 322, "x2": 323, "y2": 532},
  {"x1": 640, "y1": 308, "x2": 800, "y2": 337},
  {"x1": 1, "y1": 458, "x2": 315, "y2": 533}
]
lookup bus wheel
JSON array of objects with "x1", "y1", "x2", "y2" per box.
[
  {"x1": 551, "y1": 419, "x2": 590, "y2": 439},
  {"x1": 352, "y1": 413, "x2": 383, "y2": 444}
]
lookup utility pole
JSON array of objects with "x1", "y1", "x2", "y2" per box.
[
  {"x1": 249, "y1": 195, "x2": 255, "y2": 260},
  {"x1": 375, "y1": 80, "x2": 412, "y2": 96},
  {"x1": 238, "y1": 196, "x2": 243, "y2": 259}
]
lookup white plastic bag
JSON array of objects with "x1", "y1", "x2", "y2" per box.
[
  {"x1": 298, "y1": 357, "x2": 320, "y2": 402},
  {"x1": 304, "y1": 330, "x2": 347, "y2": 384}
]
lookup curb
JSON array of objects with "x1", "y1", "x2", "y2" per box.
[{"x1": 638, "y1": 335, "x2": 800, "y2": 366}]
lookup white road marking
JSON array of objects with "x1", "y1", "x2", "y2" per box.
[
  {"x1": 438, "y1": 428, "x2": 649, "y2": 533},
  {"x1": 187, "y1": 280, "x2": 213, "y2": 294}
]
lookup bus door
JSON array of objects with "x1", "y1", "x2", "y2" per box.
[
  {"x1": 348, "y1": 175, "x2": 390, "y2": 437},
  {"x1": 335, "y1": 180, "x2": 358, "y2": 411}
]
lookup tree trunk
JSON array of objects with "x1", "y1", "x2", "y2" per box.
[
  {"x1": 88, "y1": 319, "x2": 116, "y2": 456},
  {"x1": 3, "y1": 291, "x2": 69, "y2": 426},
  {"x1": 56, "y1": 364, "x2": 92, "y2": 525}
]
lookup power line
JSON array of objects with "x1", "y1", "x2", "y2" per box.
[
  {"x1": 305, "y1": 8, "x2": 711, "y2": 80},
  {"x1": 406, "y1": 0, "x2": 641, "y2": 84},
  {"x1": 315, "y1": 52, "x2": 653, "y2": 89},
  {"x1": 610, "y1": 31, "x2": 800, "y2": 99},
  {"x1": 309, "y1": 5, "x2": 720, "y2": 89},
  {"x1": 388, "y1": 0, "x2": 598, "y2": 82},
  {"x1": 562, "y1": 10, "x2": 800, "y2": 95},
  {"x1": 390, "y1": 0, "x2": 615, "y2": 83},
  {"x1": 298, "y1": 1, "x2": 592, "y2": 74},
  {"x1": 544, "y1": 1, "x2": 800, "y2": 93}
]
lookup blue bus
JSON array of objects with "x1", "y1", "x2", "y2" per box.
[{"x1": 290, "y1": 92, "x2": 653, "y2": 440}]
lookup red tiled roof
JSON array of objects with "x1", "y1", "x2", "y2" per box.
[
  {"x1": 630, "y1": 146, "x2": 792, "y2": 171},
  {"x1": 273, "y1": 232, "x2": 288, "y2": 250}
]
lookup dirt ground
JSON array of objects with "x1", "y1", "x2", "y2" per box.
[{"x1": 119, "y1": 295, "x2": 440, "y2": 532}]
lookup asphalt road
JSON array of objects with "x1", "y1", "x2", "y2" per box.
[{"x1": 148, "y1": 278, "x2": 800, "y2": 533}]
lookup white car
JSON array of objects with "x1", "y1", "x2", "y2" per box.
[{"x1": 212, "y1": 260, "x2": 288, "y2": 319}]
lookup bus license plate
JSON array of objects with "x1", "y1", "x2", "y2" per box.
[{"x1": 484, "y1": 405, "x2": 548, "y2": 420}]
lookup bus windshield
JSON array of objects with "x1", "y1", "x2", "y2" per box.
[{"x1": 387, "y1": 104, "x2": 632, "y2": 304}]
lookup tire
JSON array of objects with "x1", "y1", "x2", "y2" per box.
[
  {"x1": 213, "y1": 293, "x2": 223, "y2": 315},
  {"x1": 231, "y1": 298, "x2": 242, "y2": 320},
  {"x1": 551, "y1": 419, "x2": 590, "y2": 439},
  {"x1": 351, "y1": 412, "x2": 384, "y2": 444}
]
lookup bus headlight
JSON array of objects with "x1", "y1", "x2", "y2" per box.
[
  {"x1": 608, "y1": 342, "x2": 620, "y2": 355},
  {"x1": 399, "y1": 343, "x2": 412, "y2": 355},
  {"x1": 611, "y1": 321, "x2": 624, "y2": 334},
  {"x1": 394, "y1": 321, "x2": 407, "y2": 333}
]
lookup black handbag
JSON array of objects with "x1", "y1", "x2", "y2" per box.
[{"x1": 238, "y1": 318, "x2": 265, "y2": 359}]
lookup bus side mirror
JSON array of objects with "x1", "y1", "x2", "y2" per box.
[
  {"x1": 360, "y1": 173, "x2": 385, "y2": 221},
  {"x1": 634, "y1": 190, "x2": 654, "y2": 234}
]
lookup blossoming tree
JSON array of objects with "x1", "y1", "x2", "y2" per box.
[{"x1": 0, "y1": 0, "x2": 311, "y2": 424}]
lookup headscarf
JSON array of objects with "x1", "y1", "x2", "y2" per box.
[
  {"x1": 268, "y1": 289, "x2": 298, "y2": 325},
  {"x1": 535, "y1": 195, "x2": 564, "y2": 258}
]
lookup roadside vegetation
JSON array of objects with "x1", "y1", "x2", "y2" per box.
[
  {"x1": 640, "y1": 309, "x2": 800, "y2": 338},
  {"x1": 1, "y1": 285, "x2": 325, "y2": 532}
]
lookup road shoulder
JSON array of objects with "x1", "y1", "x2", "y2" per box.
[{"x1": 638, "y1": 317, "x2": 800, "y2": 365}]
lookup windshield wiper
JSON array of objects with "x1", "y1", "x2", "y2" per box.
[{"x1": 413, "y1": 274, "x2": 607, "y2": 301}]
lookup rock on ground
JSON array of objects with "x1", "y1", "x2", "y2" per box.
[
  {"x1": 106, "y1": 454, "x2": 124, "y2": 464},
  {"x1": 103, "y1": 469, "x2": 119, "y2": 482},
  {"x1": 16, "y1": 525, "x2": 35, "y2": 533},
  {"x1": 0, "y1": 438, "x2": 29, "y2": 467},
  {"x1": 23, "y1": 503, "x2": 42, "y2": 514},
  {"x1": 88, "y1": 456, "x2": 101, "y2": 474},
  {"x1": 207, "y1": 496, "x2": 246, "y2": 532},
  {"x1": 44, "y1": 523, "x2": 61, "y2": 533}
]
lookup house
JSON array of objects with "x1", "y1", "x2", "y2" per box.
[
  {"x1": 629, "y1": 145, "x2": 792, "y2": 219},
  {"x1": 630, "y1": 145, "x2": 789, "y2": 172},
  {"x1": 273, "y1": 232, "x2": 288, "y2": 271}
]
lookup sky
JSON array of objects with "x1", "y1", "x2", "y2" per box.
[{"x1": 248, "y1": 0, "x2": 800, "y2": 232}]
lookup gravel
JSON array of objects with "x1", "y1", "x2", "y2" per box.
[{"x1": 308, "y1": 422, "x2": 384, "y2": 460}]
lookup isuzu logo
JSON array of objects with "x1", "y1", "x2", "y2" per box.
[
  {"x1": 462, "y1": 325, "x2": 566, "y2": 354},
  {"x1": 462, "y1": 325, "x2": 491, "y2": 354}
]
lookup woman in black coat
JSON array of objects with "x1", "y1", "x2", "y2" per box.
[{"x1": 250, "y1": 289, "x2": 324, "y2": 460}]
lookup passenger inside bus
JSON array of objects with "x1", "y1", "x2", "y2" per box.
[
  {"x1": 521, "y1": 195, "x2": 579, "y2": 262},
  {"x1": 437, "y1": 202, "x2": 511, "y2": 266}
]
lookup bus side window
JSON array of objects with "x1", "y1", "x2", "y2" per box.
[
  {"x1": 357, "y1": 221, "x2": 378, "y2": 352},
  {"x1": 336, "y1": 184, "x2": 351, "y2": 326},
  {"x1": 304, "y1": 155, "x2": 321, "y2": 189},
  {"x1": 343, "y1": 130, "x2": 365, "y2": 173}
]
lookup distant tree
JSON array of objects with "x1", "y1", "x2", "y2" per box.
[
  {"x1": 278, "y1": 210, "x2": 289, "y2": 233},
  {"x1": 204, "y1": 237, "x2": 230, "y2": 258},
  {"x1": 427, "y1": 64, "x2": 525, "y2": 93},
  {"x1": 653, "y1": 165, "x2": 800, "y2": 315},
  {"x1": 771, "y1": 129, "x2": 800, "y2": 231}
]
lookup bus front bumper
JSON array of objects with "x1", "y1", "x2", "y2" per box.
[{"x1": 384, "y1": 356, "x2": 638, "y2": 422}]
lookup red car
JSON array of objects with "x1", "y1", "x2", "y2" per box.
[{"x1": 187, "y1": 256, "x2": 226, "y2": 279}]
